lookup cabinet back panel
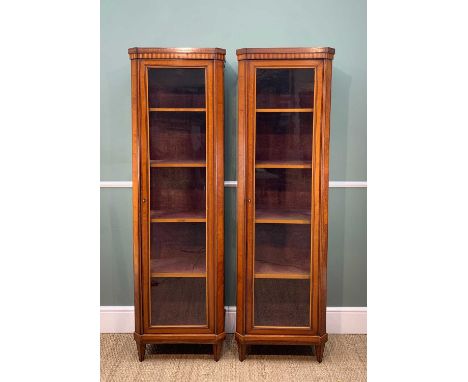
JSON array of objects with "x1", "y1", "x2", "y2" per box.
[
  {"x1": 149, "y1": 112, "x2": 206, "y2": 162},
  {"x1": 150, "y1": 167, "x2": 206, "y2": 213},
  {"x1": 255, "y1": 168, "x2": 311, "y2": 212}
]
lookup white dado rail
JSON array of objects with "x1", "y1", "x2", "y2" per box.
[{"x1": 100, "y1": 181, "x2": 367, "y2": 188}]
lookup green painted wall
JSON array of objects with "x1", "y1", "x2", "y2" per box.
[
  {"x1": 101, "y1": 188, "x2": 134, "y2": 306},
  {"x1": 100, "y1": 0, "x2": 367, "y2": 307}
]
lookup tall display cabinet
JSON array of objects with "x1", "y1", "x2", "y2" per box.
[
  {"x1": 128, "y1": 47, "x2": 226, "y2": 361},
  {"x1": 235, "y1": 47, "x2": 335, "y2": 362}
]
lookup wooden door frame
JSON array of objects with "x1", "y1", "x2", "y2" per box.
[
  {"x1": 133, "y1": 59, "x2": 220, "y2": 335},
  {"x1": 238, "y1": 59, "x2": 325, "y2": 337}
]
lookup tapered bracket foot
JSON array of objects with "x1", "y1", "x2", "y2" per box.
[
  {"x1": 137, "y1": 342, "x2": 146, "y2": 362},
  {"x1": 315, "y1": 344, "x2": 324, "y2": 363},
  {"x1": 237, "y1": 342, "x2": 247, "y2": 361},
  {"x1": 213, "y1": 342, "x2": 222, "y2": 362}
]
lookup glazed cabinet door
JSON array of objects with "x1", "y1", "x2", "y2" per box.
[
  {"x1": 245, "y1": 61, "x2": 324, "y2": 334},
  {"x1": 139, "y1": 61, "x2": 216, "y2": 334}
]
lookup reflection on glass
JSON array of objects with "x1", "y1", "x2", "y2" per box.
[
  {"x1": 148, "y1": 68, "x2": 205, "y2": 108},
  {"x1": 151, "y1": 278, "x2": 206, "y2": 325},
  {"x1": 256, "y1": 68, "x2": 314, "y2": 109},
  {"x1": 254, "y1": 279, "x2": 310, "y2": 326}
]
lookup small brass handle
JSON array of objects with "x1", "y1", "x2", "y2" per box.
[
  {"x1": 248, "y1": 199, "x2": 251, "y2": 203},
  {"x1": 142, "y1": 199, "x2": 146, "y2": 203}
]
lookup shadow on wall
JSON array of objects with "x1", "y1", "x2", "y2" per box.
[
  {"x1": 224, "y1": 60, "x2": 238, "y2": 181},
  {"x1": 223, "y1": 60, "x2": 239, "y2": 306},
  {"x1": 224, "y1": 189, "x2": 237, "y2": 306},
  {"x1": 328, "y1": 67, "x2": 351, "y2": 309}
]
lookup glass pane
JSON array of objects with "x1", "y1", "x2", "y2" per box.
[
  {"x1": 254, "y1": 279, "x2": 310, "y2": 327},
  {"x1": 148, "y1": 68, "x2": 205, "y2": 108},
  {"x1": 147, "y1": 66, "x2": 207, "y2": 327},
  {"x1": 255, "y1": 168, "x2": 311, "y2": 221},
  {"x1": 255, "y1": 224, "x2": 310, "y2": 277},
  {"x1": 150, "y1": 167, "x2": 206, "y2": 220},
  {"x1": 253, "y1": 67, "x2": 314, "y2": 329},
  {"x1": 149, "y1": 111, "x2": 206, "y2": 163},
  {"x1": 256, "y1": 112, "x2": 312, "y2": 163},
  {"x1": 256, "y1": 68, "x2": 314, "y2": 109},
  {"x1": 151, "y1": 278, "x2": 206, "y2": 325}
]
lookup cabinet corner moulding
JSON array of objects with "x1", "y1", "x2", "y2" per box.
[
  {"x1": 128, "y1": 47, "x2": 226, "y2": 361},
  {"x1": 128, "y1": 47, "x2": 226, "y2": 61},
  {"x1": 236, "y1": 47, "x2": 335, "y2": 61},
  {"x1": 235, "y1": 47, "x2": 335, "y2": 363}
]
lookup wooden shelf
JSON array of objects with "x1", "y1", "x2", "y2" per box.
[
  {"x1": 150, "y1": 160, "x2": 206, "y2": 168},
  {"x1": 255, "y1": 260, "x2": 309, "y2": 279},
  {"x1": 151, "y1": 210, "x2": 206, "y2": 223},
  {"x1": 152, "y1": 272, "x2": 204, "y2": 278},
  {"x1": 255, "y1": 209, "x2": 311, "y2": 224},
  {"x1": 151, "y1": 257, "x2": 206, "y2": 278},
  {"x1": 149, "y1": 108, "x2": 206, "y2": 112},
  {"x1": 256, "y1": 108, "x2": 313, "y2": 113},
  {"x1": 255, "y1": 160, "x2": 312, "y2": 169},
  {"x1": 254, "y1": 273, "x2": 309, "y2": 280}
]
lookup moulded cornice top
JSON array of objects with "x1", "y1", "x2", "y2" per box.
[
  {"x1": 128, "y1": 47, "x2": 226, "y2": 61},
  {"x1": 236, "y1": 47, "x2": 335, "y2": 61}
]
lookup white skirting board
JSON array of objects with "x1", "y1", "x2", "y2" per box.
[{"x1": 100, "y1": 306, "x2": 367, "y2": 334}]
